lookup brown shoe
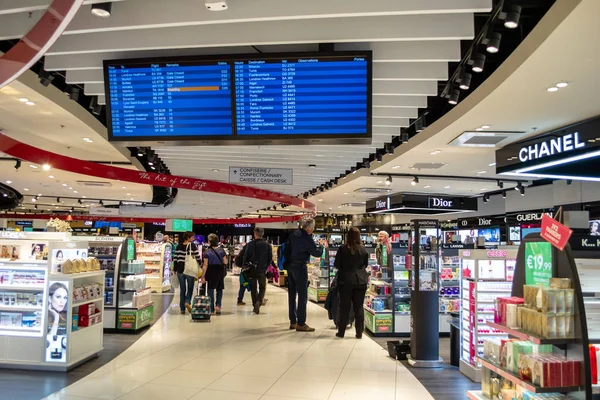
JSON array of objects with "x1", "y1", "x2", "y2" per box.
[
  {"x1": 289, "y1": 323, "x2": 297, "y2": 330},
  {"x1": 237, "y1": 301, "x2": 246, "y2": 306},
  {"x1": 185, "y1": 303, "x2": 192, "y2": 313},
  {"x1": 296, "y1": 324, "x2": 316, "y2": 332}
]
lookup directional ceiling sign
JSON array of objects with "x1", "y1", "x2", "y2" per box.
[{"x1": 229, "y1": 167, "x2": 293, "y2": 185}]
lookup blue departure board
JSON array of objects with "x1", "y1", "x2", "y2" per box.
[{"x1": 104, "y1": 52, "x2": 372, "y2": 144}]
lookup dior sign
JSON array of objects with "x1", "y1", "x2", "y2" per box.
[{"x1": 430, "y1": 197, "x2": 453, "y2": 208}]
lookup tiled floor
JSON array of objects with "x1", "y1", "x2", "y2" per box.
[{"x1": 43, "y1": 277, "x2": 436, "y2": 400}]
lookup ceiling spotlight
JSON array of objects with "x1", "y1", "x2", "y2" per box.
[
  {"x1": 483, "y1": 194, "x2": 489, "y2": 203},
  {"x1": 99, "y1": 200, "x2": 104, "y2": 206},
  {"x1": 448, "y1": 89, "x2": 460, "y2": 105},
  {"x1": 400, "y1": 131, "x2": 410, "y2": 144},
  {"x1": 376, "y1": 153, "x2": 383, "y2": 163},
  {"x1": 415, "y1": 117, "x2": 424, "y2": 133},
  {"x1": 504, "y1": 5, "x2": 521, "y2": 29},
  {"x1": 14, "y1": 159, "x2": 21, "y2": 170},
  {"x1": 430, "y1": 150, "x2": 441, "y2": 155},
  {"x1": 515, "y1": 183, "x2": 522, "y2": 191},
  {"x1": 502, "y1": 191, "x2": 507, "y2": 199},
  {"x1": 78, "y1": 199, "x2": 82, "y2": 204},
  {"x1": 472, "y1": 54, "x2": 486, "y2": 73},
  {"x1": 497, "y1": 180, "x2": 504, "y2": 189},
  {"x1": 137, "y1": 148, "x2": 144, "y2": 157},
  {"x1": 19, "y1": 98, "x2": 28, "y2": 103},
  {"x1": 69, "y1": 86, "x2": 81, "y2": 101},
  {"x1": 486, "y1": 32, "x2": 502, "y2": 54},
  {"x1": 459, "y1": 72, "x2": 472, "y2": 90},
  {"x1": 91, "y1": 2, "x2": 112, "y2": 17},
  {"x1": 385, "y1": 176, "x2": 392, "y2": 186},
  {"x1": 42, "y1": 164, "x2": 51, "y2": 171},
  {"x1": 32, "y1": 197, "x2": 37, "y2": 202},
  {"x1": 384, "y1": 142, "x2": 395, "y2": 154},
  {"x1": 351, "y1": 167, "x2": 356, "y2": 174},
  {"x1": 5, "y1": 180, "x2": 11, "y2": 184},
  {"x1": 363, "y1": 159, "x2": 371, "y2": 169},
  {"x1": 520, "y1": 186, "x2": 525, "y2": 196},
  {"x1": 411, "y1": 176, "x2": 419, "y2": 186},
  {"x1": 92, "y1": 103, "x2": 102, "y2": 115},
  {"x1": 56, "y1": 197, "x2": 60, "y2": 203},
  {"x1": 556, "y1": 82, "x2": 568, "y2": 88},
  {"x1": 38, "y1": 70, "x2": 55, "y2": 87}
]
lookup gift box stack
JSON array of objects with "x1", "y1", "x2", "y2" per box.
[{"x1": 495, "y1": 278, "x2": 575, "y2": 340}]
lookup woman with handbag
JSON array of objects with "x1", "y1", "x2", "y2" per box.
[
  {"x1": 173, "y1": 232, "x2": 202, "y2": 315},
  {"x1": 201, "y1": 233, "x2": 228, "y2": 315}
]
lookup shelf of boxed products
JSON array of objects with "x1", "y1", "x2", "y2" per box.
[
  {"x1": 476, "y1": 357, "x2": 582, "y2": 394},
  {"x1": 72, "y1": 322, "x2": 103, "y2": 336},
  {"x1": 486, "y1": 322, "x2": 576, "y2": 345}
]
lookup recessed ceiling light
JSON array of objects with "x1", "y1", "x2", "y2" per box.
[
  {"x1": 19, "y1": 98, "x2": 28, "y2": 102},
  {"x1": 480, "y1": 188, "x2": 488, "y2": 191},
  {"x1": 130, "y1": 198, "x2": 134, "y2": 201},
  {"x1": 488, "y1": 162, "x2": 496, "y2": 167},
  {"x1": 5, "y1": 180, "x2": 12, "y2": 184},
  {"x1": 83, "y1": 138, "x2": 93, "y2": 143},
  {"x1": 424, "y1": 185, "x2": 431, "y2": 188},
  {"x1": 121, "y1": 186, "x2": 126, "y2": 189},
  {"x1": 23, "y1": 188, "x2": 29, "y2": 191},
  {"x1": 547, "y1": 87, "x2": 559, "y2": 92},
  {"x1": 481, "y1": 125, "x2": 491, "y2": 129},
  {"x1": 475, "y1": 128, "x2": 484, "y2": 132},
  {"x1": 62, "y1": 183, "x2": 68, "y2": 187},
  {"x1": 376, "y1": 180, "x2": 383, "y2": 184},
  {"x1": 48, "y1": 175, "x2": 55, "y2": 179},
  {"x1": 82, "y1": 196, "x2": 87, "y2": 198},
  {"x1": 25, "y1": 101, "x2": 35, "y2": 106},
  {"x1": 318, "y1": 199, "x2": 323, "y2": 202},
  {"x1": 556, "y1": 82, "x2": 568, "y2": 88},
  {"x1": 343, "y1": 192, "x2": 349, "y2": 195},
  {"x1": 430, "y1": 150, "x2": 441, "y2": 155},
  {"x1": 29, "y1": 164, "x2": 38, "y2": 169},
  {"x1": 126, "y1": 193, "x2": 131, "y2": 196},
  {"x1": 444, "y1": 185, "x2": 450, "y2": 189},
  {"x1": 73, "y1": 191, "x2": 78, "y2": 193},
  {"x1": 68, "y1": 187, "x2": 73, "y2": 190},
  {"x1": 42, "y1": 164, "x2": 51, "y2": 171},
  {"x1": 392, "y1": 165, "x2": 401, "y2": 169},
  {"x1": 212, "y1": 169, "x2": 220, "y2": 172},
  {"x1": 477, "y1": 170, "x2": 487, "y2": 174}
]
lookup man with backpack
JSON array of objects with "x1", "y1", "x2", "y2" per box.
[
  {"x1": 242, "y1": 227, "x2": 273, "y2": 314},
  {"x1": 286, "y1": 218, "x2": 324, "y2": 332}
]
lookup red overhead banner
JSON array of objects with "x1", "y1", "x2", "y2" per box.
[
  {"x1": 540, "y1": 214, "x2": 572, "y2": 251},
  {"x1": 0, "y1": 134, "x2": 315, "y2": 223}
]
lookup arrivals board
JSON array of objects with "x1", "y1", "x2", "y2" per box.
[{"x1": 103, "y1": 52, "x2": 372, "y2": 145}]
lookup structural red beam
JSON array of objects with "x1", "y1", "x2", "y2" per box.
[
  {"x1": 0, "y1": 133, "x2": 316, "y2": 223},
  {"x1": 0, "y1": 0, "x2": 83, "y2": 89}
]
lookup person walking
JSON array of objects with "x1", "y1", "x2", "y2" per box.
[
  {"x1": 200, "y1": 234, "x2": 228, "y2": 315},
  {"x1": 376, "y1": 230, "x2": 393, "y2": 275},
  {"x1": 235, "y1": 244, "x2": 248, "y2": 305},
  {"x1": 173, "y1": 232, "x2": 202, "y2": 315},
  {"x1": 334, "y1": 227, "x2": 369, "y2": 339},
  {"x1": 242, "y1": 227, "x2": 273, "y2": 315},
  {"x1": 287, "y1": 218, "x2": 324, "y2": 332}
]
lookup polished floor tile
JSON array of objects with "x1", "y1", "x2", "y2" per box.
[{"x1": 42, "y1": 277, "x2": 437, "y2": 400}]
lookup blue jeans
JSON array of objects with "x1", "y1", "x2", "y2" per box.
[
  {"x1": 178, "y1": 273, "x2": 195, "y2": 311},
  {"x1": 237, "y1": 283, "x2": 246, "y2": 303},
  {"x1": 287, "y1": 264, "x2": 308, "y2": 325},
  {"x1": 208, "y1": 288, "x2": 223, "y2": 312}
]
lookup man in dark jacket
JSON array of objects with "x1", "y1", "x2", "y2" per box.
[
  {"x1": 287, "y1": 218, "x2": 324, "y2": 332},
  {"x1": 242, "y1": 227, "x2": 272, "y2": 314}
]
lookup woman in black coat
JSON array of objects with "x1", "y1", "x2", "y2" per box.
[{"x1": 334, "y1": 227, "x2": 369, "y2": 339}]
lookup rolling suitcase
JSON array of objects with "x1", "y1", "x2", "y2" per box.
[{"x1": 191, "y1": 282, "x2": 211, "y2": 322}]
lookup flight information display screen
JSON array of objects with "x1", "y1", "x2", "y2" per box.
[{"x1": 103, "y1": 52, "x2": 372, "y2": 145}]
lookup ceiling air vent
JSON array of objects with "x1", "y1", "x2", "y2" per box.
[
  {"x1": 76, "y1": 180, "x2": 113, "y2": 187},
  {"x1": 448, "y1": 130, "x2": 526, "y2": 148},
  {"x1": 410, "y1": 163, "x2": 446, "y2": 170},
  {"x1": 354, "y1": 188, "x2": 391, "y2": 194}
]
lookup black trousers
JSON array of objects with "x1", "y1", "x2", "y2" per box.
[
  {"x1": 251, "y1": 272, "x2": 267, "y2": 306},
  {"x1": 338, "y1": 283, "x2": 367, "y2": 337}
]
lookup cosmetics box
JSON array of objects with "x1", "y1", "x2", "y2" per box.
[
  {"x1": 550, "y1": 278, "x2": 572, "y2": 289},
  {"x1": 78, "y1": 303, "x2": 95, "y2": 316}
]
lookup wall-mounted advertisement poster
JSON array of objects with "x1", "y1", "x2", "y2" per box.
[{"x1": 45, "y1": 281, "x2": 69, "y2": 363}]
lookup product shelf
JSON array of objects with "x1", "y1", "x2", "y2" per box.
[
  {"x1": 364, "y1": 306, "x2": 392, "y2": 315},
  {"x1": 477, "y1": 357, "x2": 582, "y2": 393},
  {"x1": 486, "y1": 321, "x2": 576, "y2": 345},
  {"x1": 0, "y1": 304, "x2": 42, "y2": 312},
  {"x1": 72, "y1": 297, "x2": 104, "y2": 308},
  {"x1": 367, "y1": 291, "x2": 392, "y2": 298},
  {"x1": 72, "y1": 322, "x2": 103, "y2": 336},
  {"x1": 0, "y1": 284, "x2": 45, "y2": 291},
  {"x1": 467, "y1": 390, "x2": 486, "y2": 400}
]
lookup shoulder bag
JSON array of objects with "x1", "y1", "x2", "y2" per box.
[
  {"x1": 241, "y1": 241, "x2": 258, "y2": 278},
  {"x1": 183, "y1": 243, "x2": 200, "y2": 278}
]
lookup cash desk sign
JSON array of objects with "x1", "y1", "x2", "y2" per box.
[{"x1": 518, "y1": 132, "x2": 585, "y2": 162}]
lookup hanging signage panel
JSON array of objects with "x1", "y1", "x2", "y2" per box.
[
  {"x1": 540, "y1": 214, "x2": 572, "y2": 251},
  {"x1": 229, "y1": 167, "x2": 293, "y2": 186},
  {"x1": 496, "y1": 116, "x2": 600, "y2": 180},
  {"x1": 367, "y1": 194, "x2": 477, "y2": 214},
  {"x1": 458, "y1": 215, "x2": 505, "y2": 229}
]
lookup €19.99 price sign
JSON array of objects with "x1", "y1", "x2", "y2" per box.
[{"x1": 525, "y1": 241, "x2": 553, "y2": 286}]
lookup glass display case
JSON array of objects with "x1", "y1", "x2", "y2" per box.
[{"x1": 136, "y1": 241, "x2": 169, "y2": 293}]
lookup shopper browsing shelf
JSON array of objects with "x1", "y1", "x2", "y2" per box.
[
  {"x1": 376, "y1": 230, "x2": 393, "y2": 273},
  {"x1": 287, "y1": 218, "x2": 324, "y2": 332},
  {"x1": 174, "y1": 232, "x2": 202, "y2": 315},
  {"x1": 242, "y1": 227, "x2": 273, "y2": 315},
  {"x1": 200, "y1": 234, "x2": 228, "y2": 315},
  {"x1": 334, "y1": 227, "x2": 369, "y2": 339}
]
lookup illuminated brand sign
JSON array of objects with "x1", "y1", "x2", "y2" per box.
[
  {"x1": 84, "y1": 221, "x2": 93, "y2": 226},
  {"x1": 234, "y1": 223, "x2": 252, "y2": 228},
  {"x1": 518, "y1": 132, "x2": 585, "y2": 162},
  {"x1": 152, "y1": 222, "x2": 166, "y2": 226},
  {"x1": 479, "y1": 218, "x2": 492, "y2": 226},
  {"x1": 516, "y1": 212, "x2": 553, "y2": 222},
  {"x1": 462, "y1": 250, "x2": 471, "y2": 257},
  {"x1": 0, "y1": 231, "x2": 25, "y2": 239},
  {"x1": 487, "y1": 250, "x2": 507, "y2": 258},
  {"x1": 375, "y1": 198, "x2": 390, "y2": 210},
  {"x1": 429, "y1": 197, "x2": 453, "y2": 208}
]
